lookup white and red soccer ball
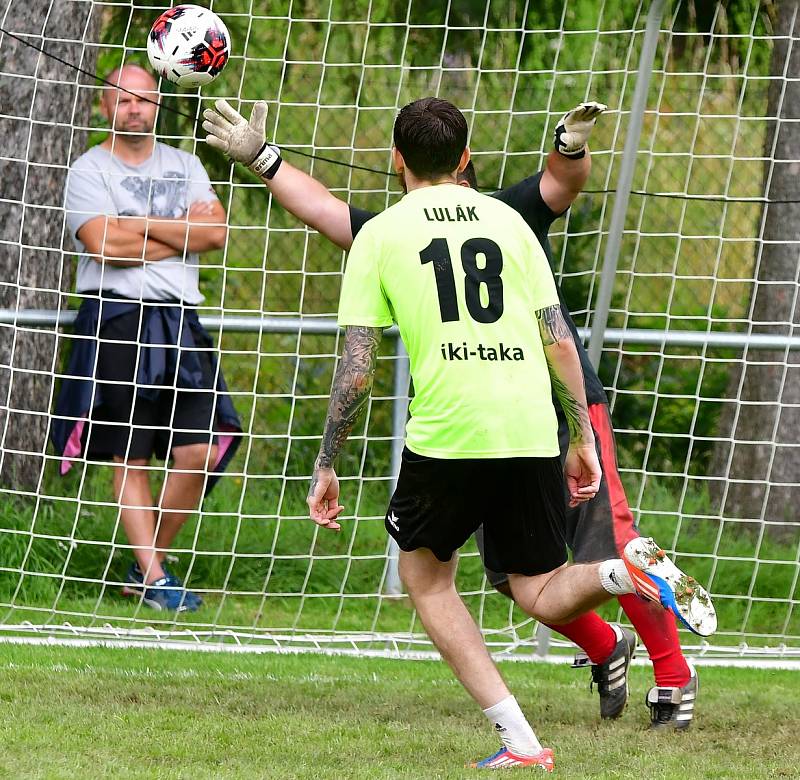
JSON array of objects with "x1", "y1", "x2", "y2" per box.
[{"x1": 147, "y1": 4, "x2": 230, "y2": 88}]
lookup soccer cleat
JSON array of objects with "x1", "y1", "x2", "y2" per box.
[
  {"x1": 623, "y1": 537, "x2": 717, "y2": 637},
  {"x1": 470, "y1": 747, "x2": 555, "y2": 771},
  {"x1": 122, "y1": 563, "x2": 203, "y2": 612},
  {"x1": 647, "y1": 664, "x2": 699, "y2": 731},
  {"x1": 572, "y1": 624, "x2": 637, "y2": 719}
]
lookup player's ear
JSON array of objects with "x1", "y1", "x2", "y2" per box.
[
  {"x1": 391, "y1": 146, "x2": 404, "y2": 174},
  {"x1": 456, "y1": 146, "x2": 470, "y2": 174}
]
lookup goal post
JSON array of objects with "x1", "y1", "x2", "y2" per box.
[{"x1": 1, "y1": 0, "x2": 799, "y2": 664}]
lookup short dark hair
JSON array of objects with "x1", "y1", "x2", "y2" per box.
[
  {"x1": 393, "y1": 97, "x2": 468, "y2": 179},
  {"x1": 458, "y1": 160, "x2": 478, "y2": 189}
]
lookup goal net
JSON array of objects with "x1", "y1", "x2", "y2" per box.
[{"x1": 1, "y1": 0, "x2": 798, "y2": 663}]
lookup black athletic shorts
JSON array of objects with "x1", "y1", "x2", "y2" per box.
[
  {"x1": 479, "y1": 403, "x2": 640, "y2": 588},
  {"x1": 385, "y1": 448, "x2": 568, "y2": 576},
  {"x1": 86, "y1": 307, "x2": 218, "y2": 461}
]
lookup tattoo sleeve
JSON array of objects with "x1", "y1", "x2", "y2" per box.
[
  {"x1": 535, "y1": 304, "x2": 593, "y2": 444},
  {"x1": 316, "y1": 325, "x2": 383, "y2": 469},
  {"x1": 536, "y1": 303, "x2": 572, "y2": 346}
]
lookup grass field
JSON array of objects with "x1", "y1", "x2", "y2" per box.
[{"x1": 1, "y1": 644, "x2": 798, "y2": 779}]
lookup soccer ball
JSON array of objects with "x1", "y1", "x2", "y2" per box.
[{"x1": 147, "y1": 4, "x2": 231, "y2": 88}]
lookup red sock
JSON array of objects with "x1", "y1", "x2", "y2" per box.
[
  {"x1": 618, "y1": 593, "x2": 691, "y2": 687},
  {"x1": 546, "y1": 611, "x2": 617, "y2": 665}
]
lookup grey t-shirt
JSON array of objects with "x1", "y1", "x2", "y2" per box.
[{"x1": 64, "y1": 142, "x2": 219, "y2": 304}]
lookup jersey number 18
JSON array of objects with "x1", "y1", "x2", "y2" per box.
[{"x1": 419, "y1": 237, "x2": 504, "y2": 324}]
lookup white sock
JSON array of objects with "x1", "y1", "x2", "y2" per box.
[
  {"x1": 599, "y1": 559, "x2": 635, "y2": 595},
  {"x1": 482, "y1": 695, "x2": 542, "y2": 757}
]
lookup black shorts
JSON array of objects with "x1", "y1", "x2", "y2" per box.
[
  {"x1": 480, "y1": 403, "x2": 640, "y2": 588},
  {"x1": 85, "y1": 308, "x2": 218, "y2": 461},
  {"x1": 386, "y1": 448, "x2": 568, "y2": 576}
]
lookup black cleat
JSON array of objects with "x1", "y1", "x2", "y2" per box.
[
  {"x1": 572, "y1": 624, "x2": 638, "y2": 719},
  {"x1": 647, "y1": 664, "x2": 699, "y2": 731}
]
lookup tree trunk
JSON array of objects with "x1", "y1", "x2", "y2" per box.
[
  {"x1": 0, "y1": 0, "x2": 102, "y2": 490},
  {"x1": 712, "y1": 0, "x2": 800, "y2": 539}
]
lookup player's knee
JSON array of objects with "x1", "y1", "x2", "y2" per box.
[
  {"x1": 112, "y1": 458, "x2": 150, "y2": 481},
  {"x1": 172, "y1": 443, "x2": 216, "y2": 472},
  {"x1": 398, "y1": 550, "x2": 456, "y2": 598}
]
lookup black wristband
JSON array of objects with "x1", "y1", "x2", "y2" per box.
[{"x1": 248, "y1": 142, "x2": 283, "y2": 179}]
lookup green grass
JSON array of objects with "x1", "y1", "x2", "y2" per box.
[{"x1": 0, "y1": 644, "x2": 798, "y2": 779}]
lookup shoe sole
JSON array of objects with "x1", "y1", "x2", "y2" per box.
[{"x1": 625, "y1": 538, "x2": 717, "y2": 637}]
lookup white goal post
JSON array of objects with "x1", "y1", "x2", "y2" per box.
[{"x1": 1, "y1": 0, "x2": 799, "y2": 665}]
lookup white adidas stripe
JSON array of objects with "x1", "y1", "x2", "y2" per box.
[
  {"x1": 630, "y1": 571, "x2": 661, "y2": 601},
  {"x1": 492, "y1": 757, "x2": 514, "y2": 767}
]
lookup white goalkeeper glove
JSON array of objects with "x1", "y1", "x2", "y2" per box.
[
  {"x1": 202, "y1": 99, "x2": 282, "y2": 179},
  {"x1": 553, "y1": 101, "x2": 607, "y2": 159}
]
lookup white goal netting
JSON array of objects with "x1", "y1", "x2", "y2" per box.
[{"x1": 1, "y1": 0, "x2": 798, "y2": 663}]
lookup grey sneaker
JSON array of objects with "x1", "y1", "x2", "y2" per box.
[
  {"x1": 647, "y1": 664, "x2": 699, "y2": 730},
  {"x1": 572, "y1": 624, "x2": 638, "y2": 719}
]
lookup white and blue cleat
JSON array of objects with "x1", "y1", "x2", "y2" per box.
[
  {"x1": 470, "y1": 747, "x2": 555, "y2": 772},
  {"x1": 623, "y1": 537, "x2": 717, "y2": 637}
]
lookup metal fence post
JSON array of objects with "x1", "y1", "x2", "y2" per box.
[
  {"x1": 384, "y1": 336, "x2": 409, "y2": 595},
  {"x1": 588, "y1": 0, "x2": 667, "y2": 369}
]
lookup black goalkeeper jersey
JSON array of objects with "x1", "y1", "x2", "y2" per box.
[{"x1": 347, "y1": 172, "x2": 608, "y2": 407}]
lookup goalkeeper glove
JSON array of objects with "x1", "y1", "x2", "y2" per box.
[
  {"x1": 202, "y1": 100, "x2": 282, "y2": 179},
  {"x1": 553, "y1": 101, "x2": 607, "y2": 159}
]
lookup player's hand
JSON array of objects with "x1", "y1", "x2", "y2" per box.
[
  {"x1": 564, "y1": 443, "x2": 602, "y2": 507},
  {"x1": 202, "y1": 99, "x2": 283, "y2": 179},
  {"x1": 307, "y1": 465, "x2": 343, "y2": 531},
  {"x1": 554, "y1": 101, "x2": 607, "y2": 158}
]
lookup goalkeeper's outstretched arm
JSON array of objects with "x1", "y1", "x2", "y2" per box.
[
  {"x1": 203, "y1": 100, "x2": 354, "y2": 251},
  {"x1": 540, "y1": 101, "x2": 606, "y2": 215},
  {"x1": 266, "y1": 162, "x2": 353, "y2": 251}
]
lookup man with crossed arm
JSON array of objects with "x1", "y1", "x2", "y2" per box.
[
  {"x1": 203, "y1": 97, "x2": 716, "y2": 731},
  {"x1": 55, "y1": 65, "x2": 241, "y2": 612}
]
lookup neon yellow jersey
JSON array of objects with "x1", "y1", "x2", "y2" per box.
[{"x1": 337, "y1": 183, "x2": 560, "y2": 459}]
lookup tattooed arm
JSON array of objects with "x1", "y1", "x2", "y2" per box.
[
  {"x1": 307, "y1": 325, "x2": 383, "y2": 530},
  {"x1": 535, "y1": 303, "x2": 601, "y2": 505}
]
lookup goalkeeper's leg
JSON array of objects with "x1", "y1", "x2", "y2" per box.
[
  {"x1": 576, "y1": 405, "x2": 693, "y2": 687},
  {"x1": 569, "y1": 404, "x2": 704, "y2": 729}
]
